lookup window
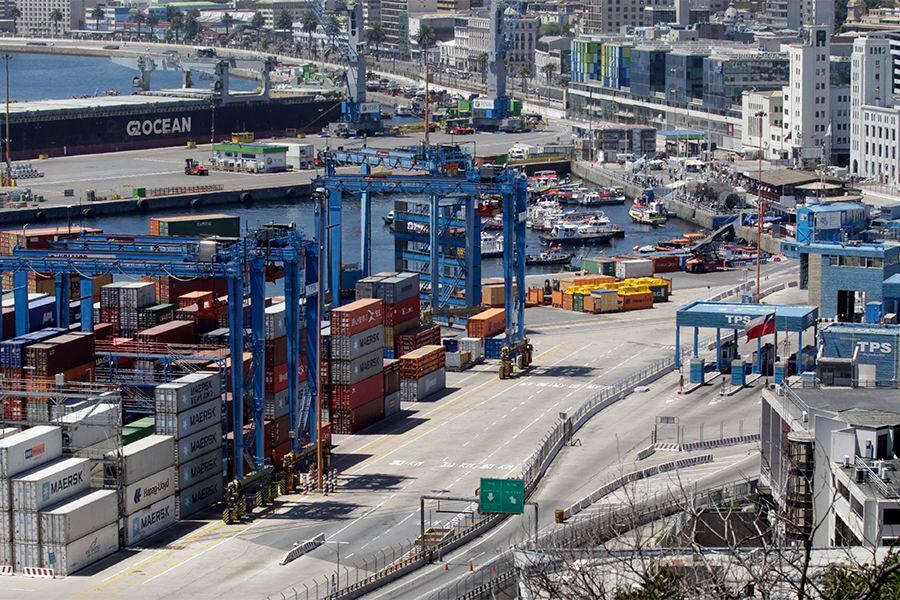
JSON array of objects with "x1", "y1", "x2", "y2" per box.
[{"x1": 884, "y1": 509, "x2": 900, "y2": 525}]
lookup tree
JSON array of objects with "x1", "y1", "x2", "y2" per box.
[
  {"x1": 477, "y1": 51, "x2": 489, "y2": 83},
  {"x1": 146, "y1": 13, "x2": 159, "y2": 39},
  {"x1": 221, "y1": 12, "x2": 234, "y2": 37},
  {"x1": 170, "y1": 13, "x2": 184, "y2": 41},
  {"x1": 131, "y1": 10, "x2": 145, "y2": 38},
  {"x1": 415, "y1": 23, "x2": 436, "y2": 65},
  {"x1": 541, "y1": 62, "x2": 557, "y2": 102},
  {"x1": 250, "y1": 11, "x2": 265, "y2": 30},
  {"x1": 91, "y1": 6, "x2": 104, "y2": 32},
  {"x1": 184, "y1": 9, "x2": 201, "y2": 41},
  {"x1": 516, "y1": 65, "x2": 531, "y2": 94},
  {"x1": 367, "y1": 22, "x2": 386, "y2": 60},
  {"x1": 539, "y1": 22, "x2": 563, "y2": 37},
  {"x1": 49, "y1": 8, "x2": 64, "y2": 37},
  {"x1": 301, "y1": 11, "x2": 318, "y2": 51},
  {"x1": 9, "y1": 6, "x2": 20, "y2": 33},
  {"x1": 274, "y1": 9, "x2": 293, "y2": 31}
]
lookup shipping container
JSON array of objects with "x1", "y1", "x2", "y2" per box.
[
  {"x1": 119, "y1": 282, "x2": 156, "y2": 309},
  {"x1": 0, "y1": 479, "x2": 7, "y2": 511},
  {"x1": 384, "y1": 392, "x2": 400, "y2": 417},
  {"x1": 174, "y1": 424, "x2": 222, "y2": 465},
  {"x1": 466, "y1": 309, "x2": 505, "y2": 339},
  {"x1": 106, "y1": 435, "x2": 175, "y2": 487},
  {"x1": 395, "y1": 324, "x2": 441, "y2": 356},
  {"x1": 156, "y1": 398, "x2": 222, "y2": 440},
  {"x1": 383, "y1": 359, "x2": 401, "y2": 395},
  {"x1": 332, "y1": 398, "x2": 384, "y2": 434},
  {"x1": 399, "y1": 345, "x2": 446, "y2": 379},
  {"x1": 13, "y1": 540, "x2": 40, "y2": 571},
  {"x1": 651, "y1": 255, "x2": 681, "y2": 273},
  {"x1": 354, "y1": 272, "x2": 393, "y2": 299},
  {"x1": 581, "y1": 257, "x2": 618, "y2": 276},
  {"x1": 175, "y1": 473, "x2": 223, "y2": 520},
  {"x1": 176, "y1": 451, "x2": 222, "y2": 490},
  {"x1": 331, "y1": 349, "x2": 384, "y2": 385},
  {"x1": 376, "y1": 273, "x2": 419, "y2": 304},
  {"x1": 12, "y1": 457, "x2": 91, "y2": 512},
  {"x1": 615, "y1": 259, "x2": 654, "y2": 280},
  {"x1": 459, "y1": 337, "x2": 485, "y2": 361},
  {"x1": 41, "y1": 489, "x2": 118, "y2": 546},
  {"x1": 0, "y1": 425, "x2": 63, "y2": 478},
  {"x1": 485, "y1": 334, "x2": 507, "y2": 360},
  {"x1": 266, "y1": 414, "x2": 291, "y2": 447},
  {"x1": 150, "y1": 214, "x2": 240, "y2": 238},
  {"x1": 122, "y1": 466, "x2": 176, "y2": 516},
  {"x1": 42, "y1": 521, "x2": 119, "y2": 576},
  {"x1": 13, "y1": 510, "x2": 39, "y2": 542},
  {"x1": 331, "y1": 325, "x2": 384, "y2": 361},
  {"x1": 264, "y1": 303, "x2": 287, "y2": 340},
  {"x1": 53, "y1": 403, "x2": 119, "y2": 451},
  {"x1": 125, "y1": 495, "x2": 176, "y2": 546},
  {"x1": 122, "y1": 417, "x2": 156, "y2": 446},
  {"x1": 383, "y1": 296, "x2": 420, "y2": 327},
  {"x1": 0, "y1": 510, "x2": 8, "y2": 542},
  {"x1": 384, "y1": 317, "x2": 419, "y2": 349},
  {"x1": 153, "y1": 276, "x2": 229, "y2": 305},
  {"x1": 481, "y1": 283, "x2": 518, "y2": 308},
  {"x1": 265, "y1": 336, "x2": 287, "y2": 369},
  {"x1": 331, "y1": 299, "x2": 384, "y2": 337},
  {"x1": 331, "y1": 372, "x2": 384, "y2": 411},
  {"x1": 0, "y1": 539, "x2": 8, "y2": 566},
  {"x1": 155, "y1": 372, "x2": 222, "y2": 414},
  {"x1": 264, "y1": 389, "x2": 290, "y2": 420},
  {"x1": 265, "y1": 363, "x2": 289, "y2": 394},
  {"x1": 136, "y1": 320, "x2": 195, "y2": 344},
  {"x1": 399, "y1": 368, "x2": 446, "y2": 402}
]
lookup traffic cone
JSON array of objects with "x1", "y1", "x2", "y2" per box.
[
  {"x1": 444, "y1": 563, "x2": 449, "y2": 571},
  {"x1": 469, "y1": 560, "x2": 473, "y2": 572},
  {"x1": 491, "y1": 565, "x2": 497, "y2": 573}
]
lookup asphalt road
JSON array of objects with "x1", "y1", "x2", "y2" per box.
[{"x1": 0, "y1": 261, "x2": 799, "y2": 600}]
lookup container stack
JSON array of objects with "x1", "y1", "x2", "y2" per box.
[
  {"x1": 40, "y1": 490, "x2": 119, "y2": 576},
  {"x1": 383, "y1": 359, "x2": 401, "y2": 417},
  {"x1": 10, "y1": 456, "x2": 92, "y2": 572},
  {"x1": 119, "y1": 282, "x2": 157, "y2": 337},
  {"x1": 330, "y1": 299, "x2": 385, "y2": 434},
  {"x1": 154, "y1": 372, "x2": 224, "y2": 520},
  {"x1": 137, "y1": 303, "x2": 175, "y2": 331},
  {"x1": 355, "y1": 272, "x2": 421, "y2": 359},
  {"x1": 0, "y1": 295, "x2": 58, "y2": 341},
  {"x1": 0, "y1": 426, "x2": 63, "y2": 570},
  {"x1": 23, "y1": 332, "x2": 96, "y2": 406},
  {"x1": 0, "y1": 227, "x2": 104, "y2": 297},
  {"x1": 399, "y1": 345, "x2": 446, "y2": 402}
]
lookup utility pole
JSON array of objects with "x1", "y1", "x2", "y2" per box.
[
  {"x1": 754, "y1": 110, "x2": 767, "y2": 303},
  {"x1": 316, "y1": 188, "x2": 326, "y2": 491},
  {"x1": 3, "y1": 54, "x2": 11, "y2": 187}
]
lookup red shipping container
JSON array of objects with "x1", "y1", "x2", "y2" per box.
[
  {"x1": 332, "y1": 398, "x2": 384, "y2": 434},
  {"x1": 266, "y1": 414, "x2": 291, "y2": 446},
  {"x1": 383, "y1": 296, "x2": 421, "y2": 327},
  {"x1": 93, "y1": 323, "x2": 115, "y2": 340},
  {"x1": 265, "y1": 336, "x2": 287, "y2": 369},
  {"x1": 332, "y1": 372, "x2": 384, "y2": 411},
  {"x1": 136, "y1": 320, "x2": 195, "y2": 344},
  {"x1": 320, "y1": 422, "x2": 333, "y2": 447},
  {"x1": 2, "y1": 397, "x2": 24, "y2": 420},
  {"x1": 395, "y1": 324, "x2": 441, "y2": 356},
  {"x1": 265, "y1": 363, "x2": 289, "y2": 394},
  {"x1": 215, "y1": 352, "x2": 253, "y2": 391},
  {"x1": 153, "y1": 276, "x2": 229, "y2": 305},
  {"x1": 383, "y1": 360, "x2": 401, "y2": 395},
  {"x1": 651, "y1": 255, "x2": 681, "y2": 273},
  {"x1": 331, "y1": 299, "x2": 383, "y2": 336}
]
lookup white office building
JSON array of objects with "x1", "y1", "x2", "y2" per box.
[
  {"x1": 438, "y1": 11, "x2": 538, "y2": 73},
  {"x1": 741, "y1": 90, "x2": 786, "y2": 161},
  {"x1": 583, "y1": 0, "x2": 670, "y2": 34},
  {"x1": 17, "y1": 0, "x2": 96, "y2": 35},
  {"x1": 764, "y1": 0, "x2": 835, "y2": 33},
  {"x1": 850, "y1": 36, "x2": 900, "y2": 185},
  {"x1": 782, "y1": 27, "x2": 832, "y2": 166}
]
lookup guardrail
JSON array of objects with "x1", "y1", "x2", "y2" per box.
[{"x1": 273, "y1": 278, "x2": 784, "y2": 600}]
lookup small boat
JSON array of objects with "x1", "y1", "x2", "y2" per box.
[
  {"x1": 526, "y1": 250, "x2": 575, "y2": 265},
  {"x1": 633, "y1": 245, "x2": 658, "y2": 254},
  {"x1": 394, "y1": 105, "x2": 415, "y2": 117},
  {"x1": 628, "y1": 188, "x2": 668, "y2": 226},
  {"x1": 481, "y1": 232, "x2": 504, "y2": 258},
  {"x1": 540, "y1": 221, "x2": 624, "y2": 245}
]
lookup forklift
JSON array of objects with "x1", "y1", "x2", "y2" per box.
[{"x1": 184, "y1": 158, "x2": 209, "y2": 176}]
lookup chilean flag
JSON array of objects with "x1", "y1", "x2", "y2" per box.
[{"x1": 745, "y1": 313, "x2": 776, "y2": 341}]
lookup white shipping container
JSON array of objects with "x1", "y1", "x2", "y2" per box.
[
  {"x1": 54, "y1": 403, "x2": 120, "y2": 451},
  {"x1": 331, "y1": 349, "x2": 384, "y2": 385},
  {"x1": 175, "y1": 451, "x2": 222, "y2": 490},
  {"x1": 156, "y1": 399, "x2": 222, "y2": 440},
  {"x1": 0, "y1": 510, "x2": 8, "y2": 541},
  {"x1": 0, "y1": 538, "x2": 10, "y2": 566},
  {"x1": 264, "y1": 303, "x2": 287, "y2": 340},
  {"x1": 399, "y1": 368, "x2": 446, "y2": 402},
  {"x1": 331, "y1": 325, "x2": 385, "y2": 361},
  {"x1": 175, "y1": 474, "x2": 223, "y2": 520},
  {"x1": 264, "y1": 389, "x2": 290, "y2": 420},
  {"x1": 105, "y1": 435, "x2": 175, "y2": 487},
  {"x1": 174, "y1": 424, "x2": 222, "y2": 464},
  {"x1": 0, "y1": 479, "x2": 7, "y2": 510},
  {"x1": 123, "y1": 467, "x2": 175, "y2": 516},
  {"x1": 120, "y1": 281, "x2": 156, "y2": 309},
  {"x1": 155, "y1": 372, "x2": 222, "y2": 414},
  {"x1": 42, "y1": 521, "x2": 119, "y2": 576},
  {"x1": 14, "y1": 540, "x2": 40, "y2": 571},
  {"x1": 40, "y1": 489, "x2": 118, "y2": 545},
  {"x1": 13, "y1": 510, "x2": 38, "y2": 542},
  {"x1": 126, "y1": 495, "x2": 176, "y2": 546},
  {"x1": 459, "y1": 338, "x2": 484, "y2": 361},
  {"x1": 0, "y1": 425, "x2": 63, "y2": 478},
  {"x1": 384, "y1": 392, "x2": 400, "y2": 417},
  {"x1": 0, "y1": 427, "x2": 18, "y2": 439},
  {"x1": 615, "y1": 258, "x2": 654, "y2": 280},
  {"x1": 12, "y1": 457, "x2": 91, "y2": 512}
]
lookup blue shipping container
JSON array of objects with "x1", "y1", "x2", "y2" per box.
[
  {"x1": 485, "y1": 333, "x2": 507, "y2": 360},
  {"x1": 383, "y1": 347, "x2": 396, "y2": 359},
  {"x1": 442, "y1": 337, "x2": 460, "y2": 353},
  {"x1": 28, "y1": 296, "x2": 57, "y2": 332}
]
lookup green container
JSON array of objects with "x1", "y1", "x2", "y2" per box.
[
  {"x1": 581, "y1": 257, "x2": 616, "y2": 276},
  {"x1": 459, "y1": 99, "x2": 471, "y2": 112},
  {"x1": 510, "y1": 100, "x2": 522, "y2": 116},
  {"x1": 133, "y1": 188, "x2": 147, "y2": 198},
  {"x1": 495, "y1": 154, "x2": 508, "y2": 165},
  {"x1": 572, "y1": 293, "x2": 584, "y2": 312},
  {"x1": 123, "y1": 416, "x2": 156, "y2": 445},
  {"x1": 650, "y1": 284, "x2": 669, "y2": 303},
  {"x1": 156, "y1": 214, "x2": 241, "y2": 238}
]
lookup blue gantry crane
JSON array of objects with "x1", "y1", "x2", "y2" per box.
[
  {"x1": 0, "y1": 225, "x2": 321, "y2": 480},
  {"x1": 308, "y1": 0, "x2": 381, "y2": 136}
]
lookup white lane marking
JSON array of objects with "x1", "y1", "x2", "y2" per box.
[
  {"x1": 32, "y1": 169, "x2": 182, "y2": 186},
  {"x1": 357, "y1": 511, "x2": 416, "y2": 551},
  {"x1": 102, "y1": 549, "x2": 165, "y2": 581}
]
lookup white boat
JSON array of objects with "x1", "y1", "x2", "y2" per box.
[
  {"x1": 394, "y1": 105, "x2": 415, "y2": 117},
  {"x1": 481, "y1": 232, "x2": 504, "y2": 258},
  {"x1": 539, "y1": 220, "x2": 624, "y2": 245}
]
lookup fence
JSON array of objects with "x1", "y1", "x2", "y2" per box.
[{"x1": 273, "y1": 278, "x2": 779, "y2": 600}]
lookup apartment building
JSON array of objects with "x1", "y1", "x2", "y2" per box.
[
  {"x1": 17, "y1": 0, "x2": 96, "y2": 35},
  {"x1": 850, "y1": 36, "x2": 900, "y2": 185}
]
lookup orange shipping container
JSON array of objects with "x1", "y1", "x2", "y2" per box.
[
  {"x1": 551, "y1": 290, "x2": 564, "y2": 308},
  {"x1": 562, "y1": 292, "x2": 574, "y2": 311},
  {"x1": 466, "y1": 308, "x2": 505, "y2": 339},
  {"x1": 178, "y1": 291, "x2": 214, "y2": 308},
  {"x1": 572, "y1": 275, "x2": 615, "y2": 287}
]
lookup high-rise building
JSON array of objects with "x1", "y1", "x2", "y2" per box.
[
  {"x1": 849, "y1": 36, "x2": 900, "y2": 185},
  {"x1": 764, "y1": 0, "x2": 834, "y2": 33},
  {"x1": 380, "y1": 0, "x2": 438, "y2": 56},
  {"x1": 781, "y1": 27, "x2": 832, "y2": 165},
  {"x1": 583, "y1": 0, "x2": 669, "y2": 34}
]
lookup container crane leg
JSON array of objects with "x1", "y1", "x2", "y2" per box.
[
  {"x1": 360, "y1": 162, "x2": 372, "y2": 278},
  {"x1": 55, "y1": 272, "x2": 70, "y2": 328},
  {"x1": 285, "y1": 257, "x2": 301, "y2": 453},
  {"x1": 14, "y1": 270, "x2": 27, "y2": 336},
  {"x1": 430, "y1": 194, "x2": 440, "y2": 308},
  {"x1": 228, "y1": 273, "x2": 246, "y2": 480},
  {"x1": 305, "y1": 243, "x2": 320, "y2": 444},
  {"x1": 465, "y1": 195, "x2": 481, "y2": 307},
  {"x1": 250, "y1": 258, "x2": 267, "y2": 472},
  {"x1": 329, "y1": 188, "x2": 342, "y2": 308},
  {"x1": 80, "y1": 276, "x2": 94, "y2": 331}
]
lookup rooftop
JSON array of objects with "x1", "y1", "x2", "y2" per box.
[
  {"x1": 749, "y1": 169, "x2": 820, "y2": 187},
  {"x1": 788, "y1": 385, "x2": 900, "y2": 417},
  {"x1": 801, "y1": 201, "x2": 864, "y2": 212}
]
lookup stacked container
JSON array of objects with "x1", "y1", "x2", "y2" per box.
[
  {"x1": 154, "y1": 373, "x2": 224, "y2": 520},
  {"x1": 383, "y1": 359, "x2": 401, "y2": 417},
  {"x1": 0, "y1": 426, "x2": 63, "y2": 569},
  {"x1": 23, "y1": 332, "x2": 96, "y2": 413},
  {"x1": 331, "y1": 299, "x2": 385, "y2": 434},
  {"x1": 10, "y1": 457, "x2": 92, "y2": 571},
  {"x1": 466, "y1": 308, "x2": 505, "y2": 339},
  {"x1": 399, "y1": 345, "x2": 447, "y2": 402},
  {"x1": 356, "y1": 272, "x2": 422, "y2": 359},
  {"x1": 40, "y1": 489, "x2": 119, "y2": 575},
  {"x1": 395, "y1": 324, "x2": 441, "y2": 357},
  {"x1": 119, "y1": 282, "x2": 157, "y2": 336}
]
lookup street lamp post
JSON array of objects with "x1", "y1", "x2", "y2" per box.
[{"x1": 754, "y1": 110, "x2": 767, "y2": 303}]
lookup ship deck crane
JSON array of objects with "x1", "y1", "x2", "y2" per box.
[
  {"x1": 472, "y1": 0, "x2": 526, "y2": 131},
  {"x1": 0, "y1": 226, "x2": 320, "y2": 481},
  {"x1": 307, "y1": 0, "x2": 381, "y2": 136}
]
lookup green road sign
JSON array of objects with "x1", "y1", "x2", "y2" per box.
[{"x1": 479, "y1": 478, "x2": 525, "y2": 514}]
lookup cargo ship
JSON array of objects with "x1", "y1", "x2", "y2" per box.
[{"x1": 5, "y1": 93, "x2": 342, "y2": 159}]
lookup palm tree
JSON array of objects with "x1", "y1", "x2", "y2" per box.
[
  {"x1": 250, "y1": 11, "x2": 265, "y2": 30},
  {"x1": 516, "y1": 65, "x2": 531, "y2": 94},
  {"x1": 91, "y1": 6, "x2": 104, "y2": 32},
  {"x1": 184, "y1": 9, "x2": 200, "y2": 41},
  {"x1": 221, "y1": 12, "x2": 234, "y2": 37},
  {"x1": 170, "y1": 13, "x2": 184, "y2": 41},
  {"x1": 415, "y1": 24, "x2": 436, "y2": 64},
  {"x1": 541, "y1": 62, "x2": 556, "y2": 102},
  {"x1": 301, "y1": 11, "x2": 317, "y2": 52},
  {"x1": 368, "y1": 22, "x2": 386, "y2": 60},
  {"x1": 274, "y1": 9, "x2": 293, "y2": 31},
  {"x1": 146, "y1": 13, "x2": 159, "y2": 39},
  {"x1": 49, "y1": 8, "x2": 64, "y2": 37},
  {"x1": 477, "y1": 51, "x2": 489, "y2": 83},
  {"x1": 9, "y1": 6, "x2": 20, "y2": 33},
  {"x1": 133, "y1": 11, "x2": 146, "y2": 38}
]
